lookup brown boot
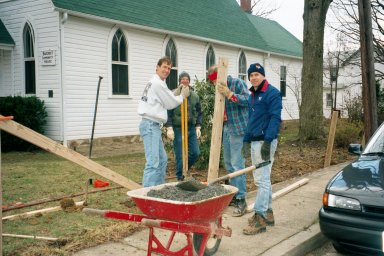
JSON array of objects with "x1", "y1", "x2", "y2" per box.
[
  {"x1": 266, "y1": 209, "x2": 275, "y2": 226},
  {"x1": 247, "y1": 209, "x2": 275, "y2": 226},
  {"x1": 243, "y1": 213, "x2": 267, "y2": 235}
]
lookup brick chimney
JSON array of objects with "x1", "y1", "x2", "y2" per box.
[{"x1": 240, "y1": 0, "x2": 252, "y2": 14}]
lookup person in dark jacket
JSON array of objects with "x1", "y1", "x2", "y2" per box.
[
  {"x1": 165, "y1": 72, "x2": 202, "y2": 181},
  {"x1": 243, "y1": 63, "x2": 282, "y2": 235}
]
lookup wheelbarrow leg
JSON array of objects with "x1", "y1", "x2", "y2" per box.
[
  {"x1": 196, "y1": 233, "x2": 210, "y2": 256},
  {"x1": 147, "y1": 227, "x2": 194, "y2": 256}
]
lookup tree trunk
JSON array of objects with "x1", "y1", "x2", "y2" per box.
[{"x1": 300, "y1": 0, "x2": 332, "y2": 140}]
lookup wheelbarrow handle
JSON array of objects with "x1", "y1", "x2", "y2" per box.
[{"x1": 83, "y1": 208, "x2": 107, "y2": 216}]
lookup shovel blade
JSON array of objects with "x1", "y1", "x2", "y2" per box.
[{"x1": 175, "y1": 178, "x2": 207, "y2": 192}]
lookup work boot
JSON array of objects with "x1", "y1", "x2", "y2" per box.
[
  {"x1": 248, "y1": 209, "x2": 275, "y2": 226},
  {"x1": 229, "y1": 197, "x2": 237, "y2": 207},
  {"x1": 243, "y1": 213, "x2": 267, "y2": 235},
  {"x1": 266, "y1": 209, "x2": 275, "y2": 226},
  {"x1": 177, "y1": 175, "x2": 185, "y2": 181},
  {"x1": 232, "y1": 198, "x2": 247, "y2": 217}
]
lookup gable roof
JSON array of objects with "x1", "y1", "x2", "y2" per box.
[
  {"x1": 51, "y1": 0, "x2": 302, "y2": 58},
  {"x1": 0, "y1": 18, "x2": 15, "y2": 47},
  {"x1": 246, "y1": 14, "x2": 302, "y2": 57}
]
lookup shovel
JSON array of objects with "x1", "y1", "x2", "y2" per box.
[{"x1": 176, "y1": 161, "x2": 271, "y2": 191}]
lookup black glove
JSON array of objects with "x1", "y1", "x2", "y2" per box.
[{"x1": 261, "y1": 141, "x2": 271, "y2": 161}]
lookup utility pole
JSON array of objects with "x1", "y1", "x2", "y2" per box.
[{"x1": 358, "y1": 0, "x2": 377, "y2": 142}]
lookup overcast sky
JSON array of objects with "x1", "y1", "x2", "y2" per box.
[{"x1": 268, "y1": 0, "x2": 304, "y2": 41}]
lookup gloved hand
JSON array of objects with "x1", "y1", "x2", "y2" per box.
[
  {"x1": 166, "y1": 127, "x2": 175, "y2": 140},
  {"x1": 180, "y1": 86, "x2": 190, "y2": 99},
  {"x1": 196, "y1": 126, "x2": 201, "y2": 139},
  {"x1": 217, "y1": 83, "x2": 233, "y2": 99},
  {"x1": 261, "y1": 141, "x2": 271, "y2": 161},
  {"x1": 173, "y1": 85, "x2": 183, "y2": 96}
]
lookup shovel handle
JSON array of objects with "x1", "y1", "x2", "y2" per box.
[
  {"x1": 210, "y1": 161, "x2": 271, "y2": 185},
  {"x1": 0, "y1": 115, "x2": 14, "y2": 121}
]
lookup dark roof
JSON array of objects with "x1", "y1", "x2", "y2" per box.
[
  {"x1": 51, "y1": 0, "x2": 302, "y2": 58},
  {"x1": 0, "y1": 19, "x2": 15, "y2": 46}
]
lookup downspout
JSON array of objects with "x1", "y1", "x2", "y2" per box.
[
  {"x1": 59, "y1": 12, "x2": 68, "y2": 146},
  {"x1": 11, "y1": 49, "x2": 15, "y2": 96}
]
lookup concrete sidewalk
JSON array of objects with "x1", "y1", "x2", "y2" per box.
[{"x1": 74, "y1": 162, "x2": 350, "y2": 256}]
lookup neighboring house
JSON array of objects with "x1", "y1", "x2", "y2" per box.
[
  {"x1": 0, "y1": 0, "x2": 303, "y2": 146},
  {"x1": 323, "y1": 49, "x2": 384, "y2": 118}
]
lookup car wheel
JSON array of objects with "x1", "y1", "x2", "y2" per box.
[
  {"x1": 192, "y1": 233, "x2": 221, "y2": 256},
  {"x1": 332, "y1": 241, "x2": 349, "y2": 254}
]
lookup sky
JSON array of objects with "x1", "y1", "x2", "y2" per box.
[{"x1": 267, "y1": 0, "x2": 305, "y2": 41}]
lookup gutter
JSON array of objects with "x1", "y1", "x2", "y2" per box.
[
  {"x1": 53, "y1": 7, "x2": 302, "y2": 60},
  {"x1": 0, "y1": 44, "x2": 14, "y2": 50}
]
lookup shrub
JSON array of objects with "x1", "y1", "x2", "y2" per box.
[
  {"x1": 334, "y1": 119, "x2": 363, "y2": 148},
  {"x1": 193, "y1": 78, "x2": 218, "y2": 170},
  {"x1": 0, "y1": 96, "x2": 48, "y2": 152}
]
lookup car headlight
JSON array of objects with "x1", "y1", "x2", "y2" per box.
[{"x1": 323, "y1": 193, "x2": 361, "y2": 211}]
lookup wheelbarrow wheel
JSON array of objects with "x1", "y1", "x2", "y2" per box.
[{"x1": 192, "y1": 233, "x2": 221, "y2": 256}]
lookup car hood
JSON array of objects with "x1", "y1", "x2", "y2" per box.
[{"x1": 327, "y1": 156, "x2": 384, "y2": 205}]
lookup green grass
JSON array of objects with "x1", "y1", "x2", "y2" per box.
[{"x1": 1, "y1": 150, "x2": 145, "y2": 255}]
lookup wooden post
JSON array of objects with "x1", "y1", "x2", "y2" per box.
[
  {"x1": 0, "y1": 117, "x2": 141, "y2": 190},
  {"x1": 324, "y1": 110, "x2": 339, "y2": 167},
  {"x1": 207, "y1": 58, "x2": 228, "y2": 182}
]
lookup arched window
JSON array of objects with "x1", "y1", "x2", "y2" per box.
[
  {"x1": 23, "y1": 23, "x2": 35, "y2": 94},
  {"x1": 112, "y1": 29, "x2": 128, "y2": 95},
  {"x1": 165, "y1": 38, "x2": 177, "y2": 90},
  {"x1": 238, "y1": 51, "x2": 247, "y2": 81},
  {"x1": 206, "y1": 45, "x2": 215, "y2": 76}
]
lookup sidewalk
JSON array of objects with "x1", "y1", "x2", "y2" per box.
[{"x1": 74, "y1": 162, "x2": 350, "y2": 256}]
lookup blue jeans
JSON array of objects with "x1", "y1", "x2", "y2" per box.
[
  {"x1": 222, "y1": 124, "x2": 246, "y2": 199},
  {"x1": 173, "y1": 126, "x2": 200, "y2": 179},
  {"x1": 251, "y1": 139, "x2": 278, "y2": 218},
  {"x1": 139, "y1": 119, "x2": 168, "y2": 187}
]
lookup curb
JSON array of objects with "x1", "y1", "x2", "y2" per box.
[{"x1": 260, "y1": 222, "x2": 328, "y2": 256}]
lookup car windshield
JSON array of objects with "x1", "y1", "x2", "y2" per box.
[{"x1": 363, "y1": 122, "x2": 384, "y2": 155}]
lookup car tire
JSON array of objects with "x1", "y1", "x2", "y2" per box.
[
  {"x1": 192, "y1": 233, "x2": 221, "y2": 256},
  {"x1": 332, "y1": 241, "x2": 348, "y2": 254}
]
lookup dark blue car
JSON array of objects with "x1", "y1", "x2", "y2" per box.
[{"x1": 319, "y1": 123, "x2": 384, "y2": 255}]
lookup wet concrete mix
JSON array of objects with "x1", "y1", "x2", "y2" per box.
[{"x1": 147, "y1": 183, "x2": 231, "y2": 202}]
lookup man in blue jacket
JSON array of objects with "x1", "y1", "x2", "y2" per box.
[{"x1": 243, "y1": 63, "x2": 282, "y2": 235}]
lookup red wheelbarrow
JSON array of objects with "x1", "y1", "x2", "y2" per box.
[{"x1": 83, "y1": 182, "x2": 238, "y2": 256}]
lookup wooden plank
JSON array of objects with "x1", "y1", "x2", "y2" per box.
[
  {"x1": 3, "y1": 201, "x2": 84, "y2": 220},
  {"x1": 247, "y1": 178, "x2": 309, "y2": 212},
  {"x1": 0, "y1": 117, "x2": 141, "y2": 190},
  {"x1": 324, "y1": 110, "x2": 339, "y2": 167},
  {"x1": 207, "y1": 57, "x2": 228, "y2": 182},
  {"x1": 2, "y1": 233, "x2": 59, "y2": 241}
]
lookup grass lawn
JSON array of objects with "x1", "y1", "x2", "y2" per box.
[{"x1": 2, "y1": 150, "x2": 145, "y2": 255}]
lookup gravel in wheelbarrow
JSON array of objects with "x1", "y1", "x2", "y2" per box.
[{"x1": 127, "y1": 182, "x2": 238, "y2": 223}]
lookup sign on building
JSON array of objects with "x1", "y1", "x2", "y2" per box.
[{"x1": 40, "y1": 49, "x2": 56, "y2": 66}]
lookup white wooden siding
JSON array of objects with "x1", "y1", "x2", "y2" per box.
[
  {"x1": 0, "y1": 0, "x2": 62, "y2": 140},
  {"x1": 0, "y1": 50, "x2": 13, "y2": 96}
]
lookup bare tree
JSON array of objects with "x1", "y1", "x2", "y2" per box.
[
  {"x1": 328, "y1": 0, "x2": 384, "y2": 82},
  {"x1": 300, "y1": 0, "x2": 333, "y2": 140}
]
